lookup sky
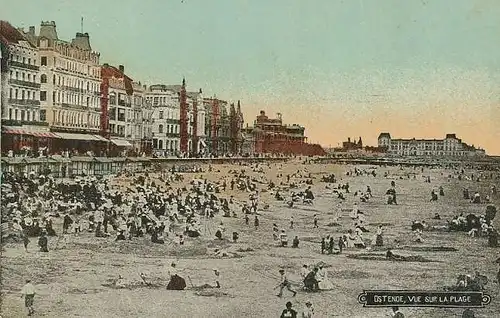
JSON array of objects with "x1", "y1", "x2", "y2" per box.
[{"x1": 2, "y1": 0, "x2": 500, "y2": 154}]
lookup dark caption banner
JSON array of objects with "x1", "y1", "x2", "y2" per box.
[{"x1": 358, "y1": 290, "x2": 491, "y2": 308}]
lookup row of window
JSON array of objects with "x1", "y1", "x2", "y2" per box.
[
  {"x1": 51, "y1": 90, "x2": 100, "y2": 108},
  {"x1": 153, "y1": 139, "x2": 179, "y2": 151},
  {"x1": 158, "y1": 124, "x2": 179, "y2": 134},
  {"x1": 41, "y1": 73, "x2": 100, "y2": 93},
  {"x1": 52, "y1": 109, "x2": 100, "y2": 128},
  {"x1": 147, "y1": 95, "x2": 178, "y2": 106},
  {"x1": 9, "y1": 52, "x2": 38, "y2": 66},
  {"x1": 8, "y1": 88, "x2": 38, "y2": 101},
  {"x1": 109, "y1": 124, "x2": 126, "y2": 137},
  {"x1": 6, "y1": 107, "x2": 42, "y2": 122},
  {"x1": 9, "y1": 70, "x2": 38, "y2": 83},
  {"x1": 40, "y1": 55, "x2": 100, "y2": 79},
  {"x1": 109, "y1": 107, "x2": 144, "y2": 122}
]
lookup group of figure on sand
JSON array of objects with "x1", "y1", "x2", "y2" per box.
[{"x1": 276, "y1": 265, "x2": 334, "y2": 299}]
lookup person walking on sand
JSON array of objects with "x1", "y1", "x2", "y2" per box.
[
  {"x1": 277, "y1": 269, "x2": 297, "y2": 297},
  {"x1": 281, "y1": 301, "x2": 297, "y2": 318},
  {"x1": 301, "y1": 301, "x2": 314, "y2": 318},
  {"x1": 21, "y1": 279, "x2": 36, "y2": 316},
  {"x1": 391, "y1": 306, "x2": 404, "y2": 318},
  {"x1": 23, "y1": 230, "x2": 30, "y2": 252},
  {"x1": 254, "y1": 215, "x2": 259, "y2": 229}
]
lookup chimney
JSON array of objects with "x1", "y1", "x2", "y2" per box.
[
  {"x1": 29, "y1": 26, "x2": 35, "y2": 35},
  {"x1": 119, "y1": 65, "x2": 124, "y2": 73}
]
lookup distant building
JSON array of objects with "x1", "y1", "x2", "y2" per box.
[
  {"x1": 147, "y1": 80, "x2": 206, "y2": 157},
  {"x1": 36, "y1": 21, "x2": 102, "y2": 134},
  {"x1": 377, "y1": 133, "x2": 486, "y2": 157},
  {"x1": 101, "y1": 64, "x2": 152, "y2": 155},
  {"x1": 241, "y1": 110, "x2": 326, "y2": 156},
  {"x1": 337, "y1": 137, "x2": 363, "y2": 151}
]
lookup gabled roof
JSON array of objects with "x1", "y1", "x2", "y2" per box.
[
  {"x1": 0, "y1": 21, "x2": 35, "y2": 48},
  {"x1": 378, "y1": 132, "x2": 391, "y2": 139},
  {"x1": 101, "y1": 64, "x2": 134, "y2": 95}
]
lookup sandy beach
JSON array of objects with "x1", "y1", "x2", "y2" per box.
[{"x1": 1, "y1": 159, "x2": 499, "y2": 318}]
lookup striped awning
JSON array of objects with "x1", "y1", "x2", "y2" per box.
[
  {"x1": 2, "y1": 126, "x2": 59, "y2": 138},
  {"x1": 110, "y1": 139, "x2": 132, "y2": 147},
  {"x1": 54, "y1": 132, "x2": 100, "y2": 141},
  {"x1": 92, "y1": 135, "x2": 110, "y2": 142}
]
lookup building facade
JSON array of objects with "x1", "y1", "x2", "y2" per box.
[
  {"x1": 147, "y1": 84, "x2": 181, "y2": 156},
  {"x1": 378, "y1": 133, "x2": 486, "y2": 157},
  {"x1": 241, "y1": 111, "x2": 326, "y2": 156},
  {"x1": 101, "y1": 64, "x2": 153, "y2": 155},
  {"x1": 203, "y1": 98, "x2": 243, "y2": 155},
  {"x1": 36, "y1": 21, "x2": 101, "y2": 135},
  {"x1": 147, "y1": 80, "x2": 206, "y2": 157},
  {"x1": 0, "y1": 21, "x2": 58, "y2": 155},
  {"x1": 204, "y1": 97, "x2": 230, "y2": 155},
  {"x1": 0, "y1": 21, "x2": 41, "y2": 125}
]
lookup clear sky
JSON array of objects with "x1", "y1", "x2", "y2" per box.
[{"x1": 2, "y1": 0, "x2": 499, "y2": 154}]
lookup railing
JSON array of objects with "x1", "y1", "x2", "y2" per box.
[
  {"x1": 10, "y1": 79, "x2": 41, "y2": 88},
  {"x1": 1, "y1": 119, "x2": 49, "y2": 126},
  {"x1": 9, "y1": 61, "x2": 39, "y2": 71},
  {"x1": 8, "y1": 99, "x2": 41, "y2": 106}
]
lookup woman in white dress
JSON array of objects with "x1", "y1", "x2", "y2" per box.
[{"x1": 317, "y1": 266, "x2": 334, "y2": 290}]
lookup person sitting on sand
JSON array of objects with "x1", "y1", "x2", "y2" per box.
[
  {"x1": 386, "y1": 249, "x2": 404, "y2": 261},
  {"x1": 280, "y1": 230, "x2": 288, "y2": 247},
  {"x1": 414, "y1": 229, "x2": 424, "y2": 243},
  {"x1": 38, "y1": 231, "x2": 48, "y2": 252},
  {"x1": 430, "y1": 190, "x2": 438, "y2": 202},
  {"x1": 116, "y1": 230, "x2": 126, "y2": 241},
  {"x1": 292, "y1": 236, "x2": 300, "y2": 248},
  {"x1": 317, "y1": 266, "x2": 334, "y2": 290},
  {"x1": 303, "y1": 268, "x2": 320, "y2": 292},
  {"x1": 472, "y1": 192, "x2": 481, "y2": 204},
  {"x1": 166, "y1": 262, "x2": 186, "y2": 290},
  {"x1": 151, "y1": 228, "x2": 165, "y2": 244}
]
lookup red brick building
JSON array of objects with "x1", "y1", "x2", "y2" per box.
[{"x1": 242, "y1": 111, "x2": 326, "y2": 156}]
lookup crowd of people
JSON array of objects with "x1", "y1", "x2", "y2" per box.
[{"x1": 1, "y1": 159, "x2": 499, "y2": 317}]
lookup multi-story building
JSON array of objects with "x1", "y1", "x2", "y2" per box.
[
  {"x1": 241, "y1": 110, "x2": 326, "y2": 156},
  {"x1": 101, "y1": 64, "x2": 132, "y2": 149},
  {"x1": 147, "y1": 79, "x2": 206, "y2": 157},
  {"x1": 132, "y1": 81, "x2": 153, "y2": 155},
  {"x1": 203, "y1": 97, "x2": 244, "y2": 156},
  {"x1": 204, "y1": 97, "x2": 230, "y2": 155},
  {"x1": 378, "y1": 133, "x2": 486, "y2": 157},
  {"x1": 147, "y1": 83, "x2": 181, "y2": 156},
  {"x1": 101, "y1": 64, "x2": 152, "y2": 156},
  {"x1": 0, "y1": 21, "x2": 57, "y2": 155},
  {"x1": 186, "y1": 89, "x2": 206, "y2": 155},
  {"x1": 35, "y1": 21, "x2": 103, "y2": 146},
  {"x1": 0, "y1": 21, "x2": 41, "y2": 125}
]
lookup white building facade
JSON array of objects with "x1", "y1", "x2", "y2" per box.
[
  {"x1": 378, "y1": 133, "x2": 486, "y2": 157},
  {"x1": 37, "y1": 21, "x2": 101, "y2": 134},
  {"x1": 147, "y1": 84, "x2": 181, "y2": 156},
  {"x1": 1, "y1": 23, "x2": 41, "y2": 124}
]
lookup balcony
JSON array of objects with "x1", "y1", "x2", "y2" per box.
[
  {"x1": 1, "y1": 119, "x2": 49, "y2": 126},
  {"x1": 8, "y1": 99, "x2": 41, "y2": 106},
  {"x1": 10, "y1": 79, "x2": 41, "y2": 89},
  {"x1": 9, "y1": 60, "x2": 39, "y2": 71},
  {"x1": 110, "y1": 132, "x2": 126, "y2": 138}
]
